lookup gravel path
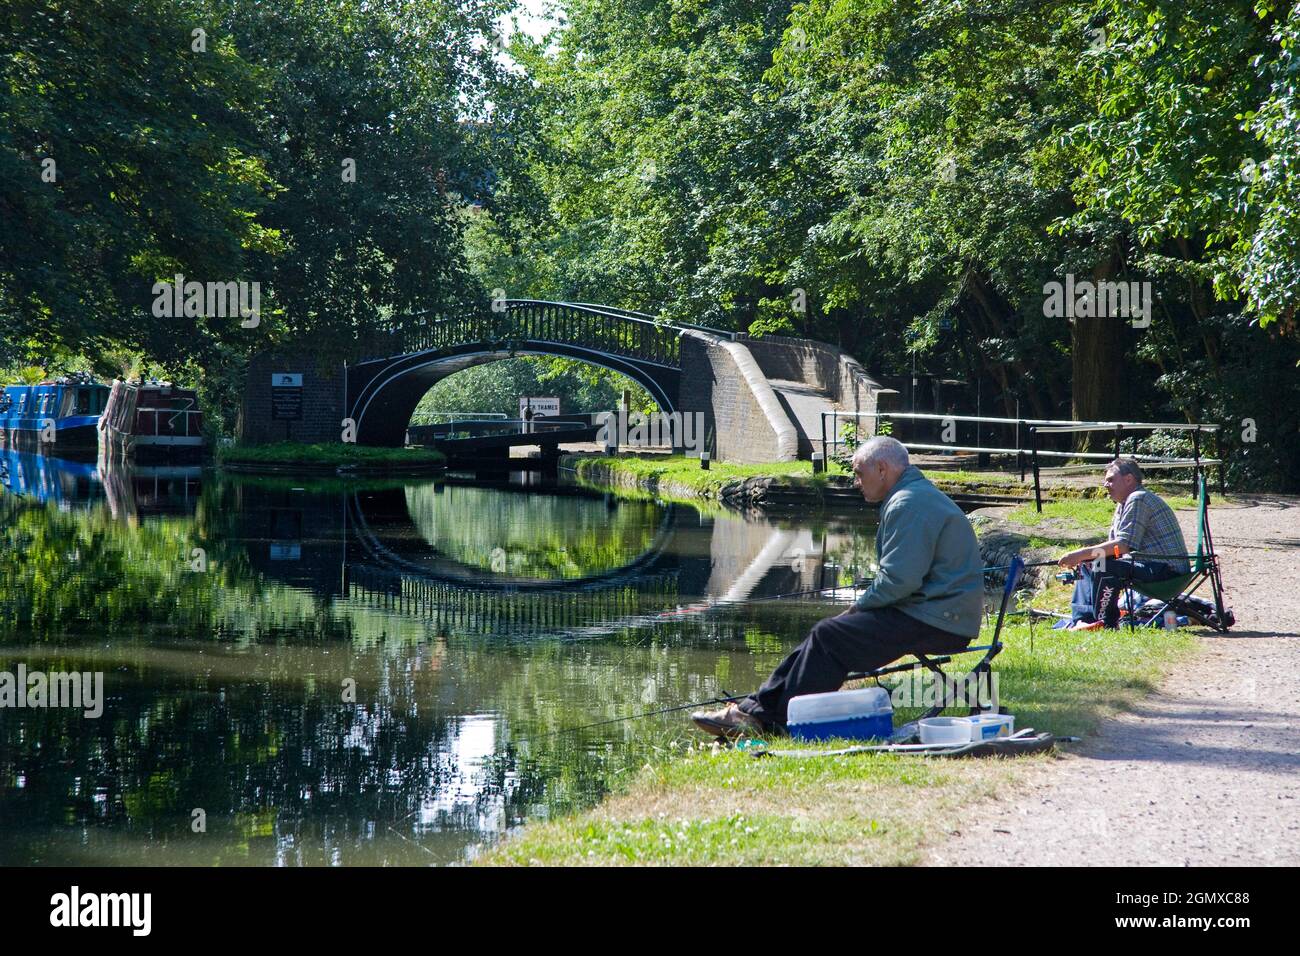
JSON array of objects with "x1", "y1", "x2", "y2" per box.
[{"x1": 927, "y1": 493, "x2": 1300, "y2": 866}]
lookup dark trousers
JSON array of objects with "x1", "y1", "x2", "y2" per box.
[
  {"x1": 1070, "y1": 559, "x2": 1177, "y2": 627},
  {"x1": 737, "y1": 606, "x2": 973, "y2": 731}
]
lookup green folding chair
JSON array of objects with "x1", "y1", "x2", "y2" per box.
[{"x1": 1123, "y1": 472, "x2": 1233, "y2": 632}]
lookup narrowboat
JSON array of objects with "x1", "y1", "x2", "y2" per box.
[
  {"x1": 98, "y1": 379, "x2": 205, "y2": 462},
  {"x1": 0, "y1": 374, "x2": 110, "y2": 458}
]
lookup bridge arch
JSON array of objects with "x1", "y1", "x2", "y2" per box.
[{"x1": 345, "y1": 301, "x2": 688, "y2": 447}]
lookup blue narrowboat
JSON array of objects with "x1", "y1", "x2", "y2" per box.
[{"x1": 0, "y1": 374, "x2": 110, "y2": 458}]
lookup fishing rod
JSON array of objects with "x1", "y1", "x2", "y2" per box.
[
  {"x1": 763, "y1": 560, "x2": 1059, "y2": 603},
  {"x1": 984, "y1": 560, "x2": 1061, "y2": 572}
]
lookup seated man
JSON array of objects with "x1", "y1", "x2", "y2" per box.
[
  {"x1": 692, "y1": 436, "x2": 984, "y2": 737},
  {"x1": 1057, "y1": 458, "x2": 1190, "y2": 629}
]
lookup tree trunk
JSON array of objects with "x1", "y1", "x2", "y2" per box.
[{"x1": 1070, "y1": 259, "x2": 1127, "y2": 450}]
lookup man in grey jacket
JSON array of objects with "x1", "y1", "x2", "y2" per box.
[{"x1": 692, "y1": 436, "x2": 984, "y2": 737}]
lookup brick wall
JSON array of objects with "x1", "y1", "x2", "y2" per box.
[
  {"x1": 239, "y1": 351, "x2": 345, "y2": 445},
  {"x1": 742, "y1": 336, "x2": 893, "y2": 450},
  {"x1": 678, "y1": 332, "x2": 796, "y2": 463}
]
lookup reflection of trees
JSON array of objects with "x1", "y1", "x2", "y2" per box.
[
  {"x1": 403, "y1": 484, "x2": 664, "y2": 579},
  {"x1": 0, "y1": 499, "x2": 223, "y2": 641},
  {"x1": 0, "y1": 607, "x2": 794, "y2": 864},
  {"x1": 823, "y1": 528, "x2": 879, "y2": 586}
]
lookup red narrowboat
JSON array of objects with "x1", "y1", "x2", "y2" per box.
[{"x1": 98, "y1": 380, "x2": 205, "y2": 461}]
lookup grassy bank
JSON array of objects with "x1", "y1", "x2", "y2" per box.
[
  {"x1": 481, "y1": 606, "x2": 1197, "y2": 865},
  {"x1": 568, "y1": 455, "x2": 836, "y2": 501},
  {"x1": 218, "y1": 442, "x2": 446, "y2": 473},
  {"x1": 568, "y1": 455, "x2": 1034, "y2": 506},
  {"x1": 1007, "y1": 495, "x2": 1199, "y2": 529}
]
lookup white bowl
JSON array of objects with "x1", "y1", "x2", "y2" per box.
[{"x1": 918, "y1": 717, "x2": 972, "y2": 745}]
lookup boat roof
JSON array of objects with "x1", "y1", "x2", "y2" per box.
[{"x1": 6, "y1": 376, "x2": 108, "y2": 389}]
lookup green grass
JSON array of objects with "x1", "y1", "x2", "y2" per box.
[
  {"x1": 218, "y1": 442, "x2": 446, "y2": 469},
  {"x1": 1008, "y1": 494, "x2": 1198, "y2": 530},
  {"x1": 1008, "y1": 497, "x2": 1117, "y2": 529},
  {"x1": 481, "y1": 591, "x2": 1199, "y2": 866},
  {"x1": 920, "y1": 469, "x2": 1019, "y2": 487},
  {"x1": 574, "y1": 456, "x2": 1029, "y2": 501}
]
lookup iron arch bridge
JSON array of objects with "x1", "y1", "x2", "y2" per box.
[{"x1": 345, "y1": 300, "x2": 705, "y2": 447}]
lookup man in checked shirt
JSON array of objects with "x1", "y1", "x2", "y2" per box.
[{"x1": 1057, "y1": 458, "x2": 1191, "y2": 629}]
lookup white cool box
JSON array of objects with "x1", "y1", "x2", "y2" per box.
[{"x1": 787, "y1": 688, "x2": 893, "y2": 742}]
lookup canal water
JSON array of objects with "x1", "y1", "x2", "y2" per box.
[{"x1": 0, "y1": 452, "x2": 878, "y2": 865}]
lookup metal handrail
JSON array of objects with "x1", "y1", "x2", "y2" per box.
[
  {"x1": 561, "y1": 300, "x2": 738, "y2": 338},
  {"x1": 352, "y1": 299, "x2": 738, "y2": 365},
  {"x1": 135, "y1": 406, "x2": 202, "y2": 438},
  {"x1": 818, "y1": 409, "x2": 1226, "y2": 509},
  {"x1": 824, "y1": 410, "x2": 1220, "y2": 431}
]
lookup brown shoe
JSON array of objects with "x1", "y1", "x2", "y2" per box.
[{"x1": 690, "y1": 703, "x2": 764, "y2": 739}]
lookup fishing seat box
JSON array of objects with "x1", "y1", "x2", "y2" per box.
[{"x1": 787, "y1": 688, "x2": 893, "y2": 742}]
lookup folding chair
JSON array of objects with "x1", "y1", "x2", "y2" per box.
[
  {"x1": 845, "y1": 556, "x2": 1023, "y2": 720},
  {"x1": 1122, "y1": 472, "x2": 1233, "y2": 632}
]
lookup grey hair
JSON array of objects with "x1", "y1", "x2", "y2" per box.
[
  {"x1": 1108, "y1": 458, "x2": 1144, "y2": 484},
  {"x1": 852, "y1": 436, "x2": 910, "y2": 472}
]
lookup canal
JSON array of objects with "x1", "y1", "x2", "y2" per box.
[{"x1": 0, "y1": 452, "x2": 879, "y2": 865}]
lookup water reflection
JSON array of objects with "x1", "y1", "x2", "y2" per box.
[
  {"x1": 0, "y1": 448, "x2": 200, "y2": 520},
  {"x1": 0, "y1": 458, "x2": 878, "y2": 865}
]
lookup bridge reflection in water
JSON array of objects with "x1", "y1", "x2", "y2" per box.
[{"x1": 237, "y1": 476, "x2": 873, "y2": 639}]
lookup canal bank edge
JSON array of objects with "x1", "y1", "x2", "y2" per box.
[{"x1": 218, "y1": 442, "x2": 447, "y2": 476}]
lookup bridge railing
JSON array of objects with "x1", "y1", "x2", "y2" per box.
[{"x1": 354, "y1": 300, "x2": 699, "y2": 366}]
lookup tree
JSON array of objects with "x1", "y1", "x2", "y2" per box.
[{"x1": 0, "y1": 0, "x2": 279, "y2": 364}]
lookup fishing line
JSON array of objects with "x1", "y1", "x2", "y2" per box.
[{"x1": 503, "y1": 691, "x2": 754, "y2": 748}]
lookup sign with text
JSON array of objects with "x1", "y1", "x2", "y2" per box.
[
  {"x1": 272, "y1": 372, "x2": 303, "y2": 421},
  {"x1": 519, "y1": 396, "x2": 559, "y2": 419}
]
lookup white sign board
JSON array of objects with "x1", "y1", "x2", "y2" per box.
[
  {"x1": 519, "y1": 397, "x2": 560, "y2": 418},
  {"x1": 272, "y1": 373, "x2": 303, "y2": 387}
]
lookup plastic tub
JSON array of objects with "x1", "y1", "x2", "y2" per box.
[
  {"x1": 967, "y1": 713, "x2": 1015, "y2": 741},
  {"x1": 918, "y1": 716, "x2": 972, "y2": 745},
  {"x1": 788, "y1": 687, "x2": 893, "y2": 742}
]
